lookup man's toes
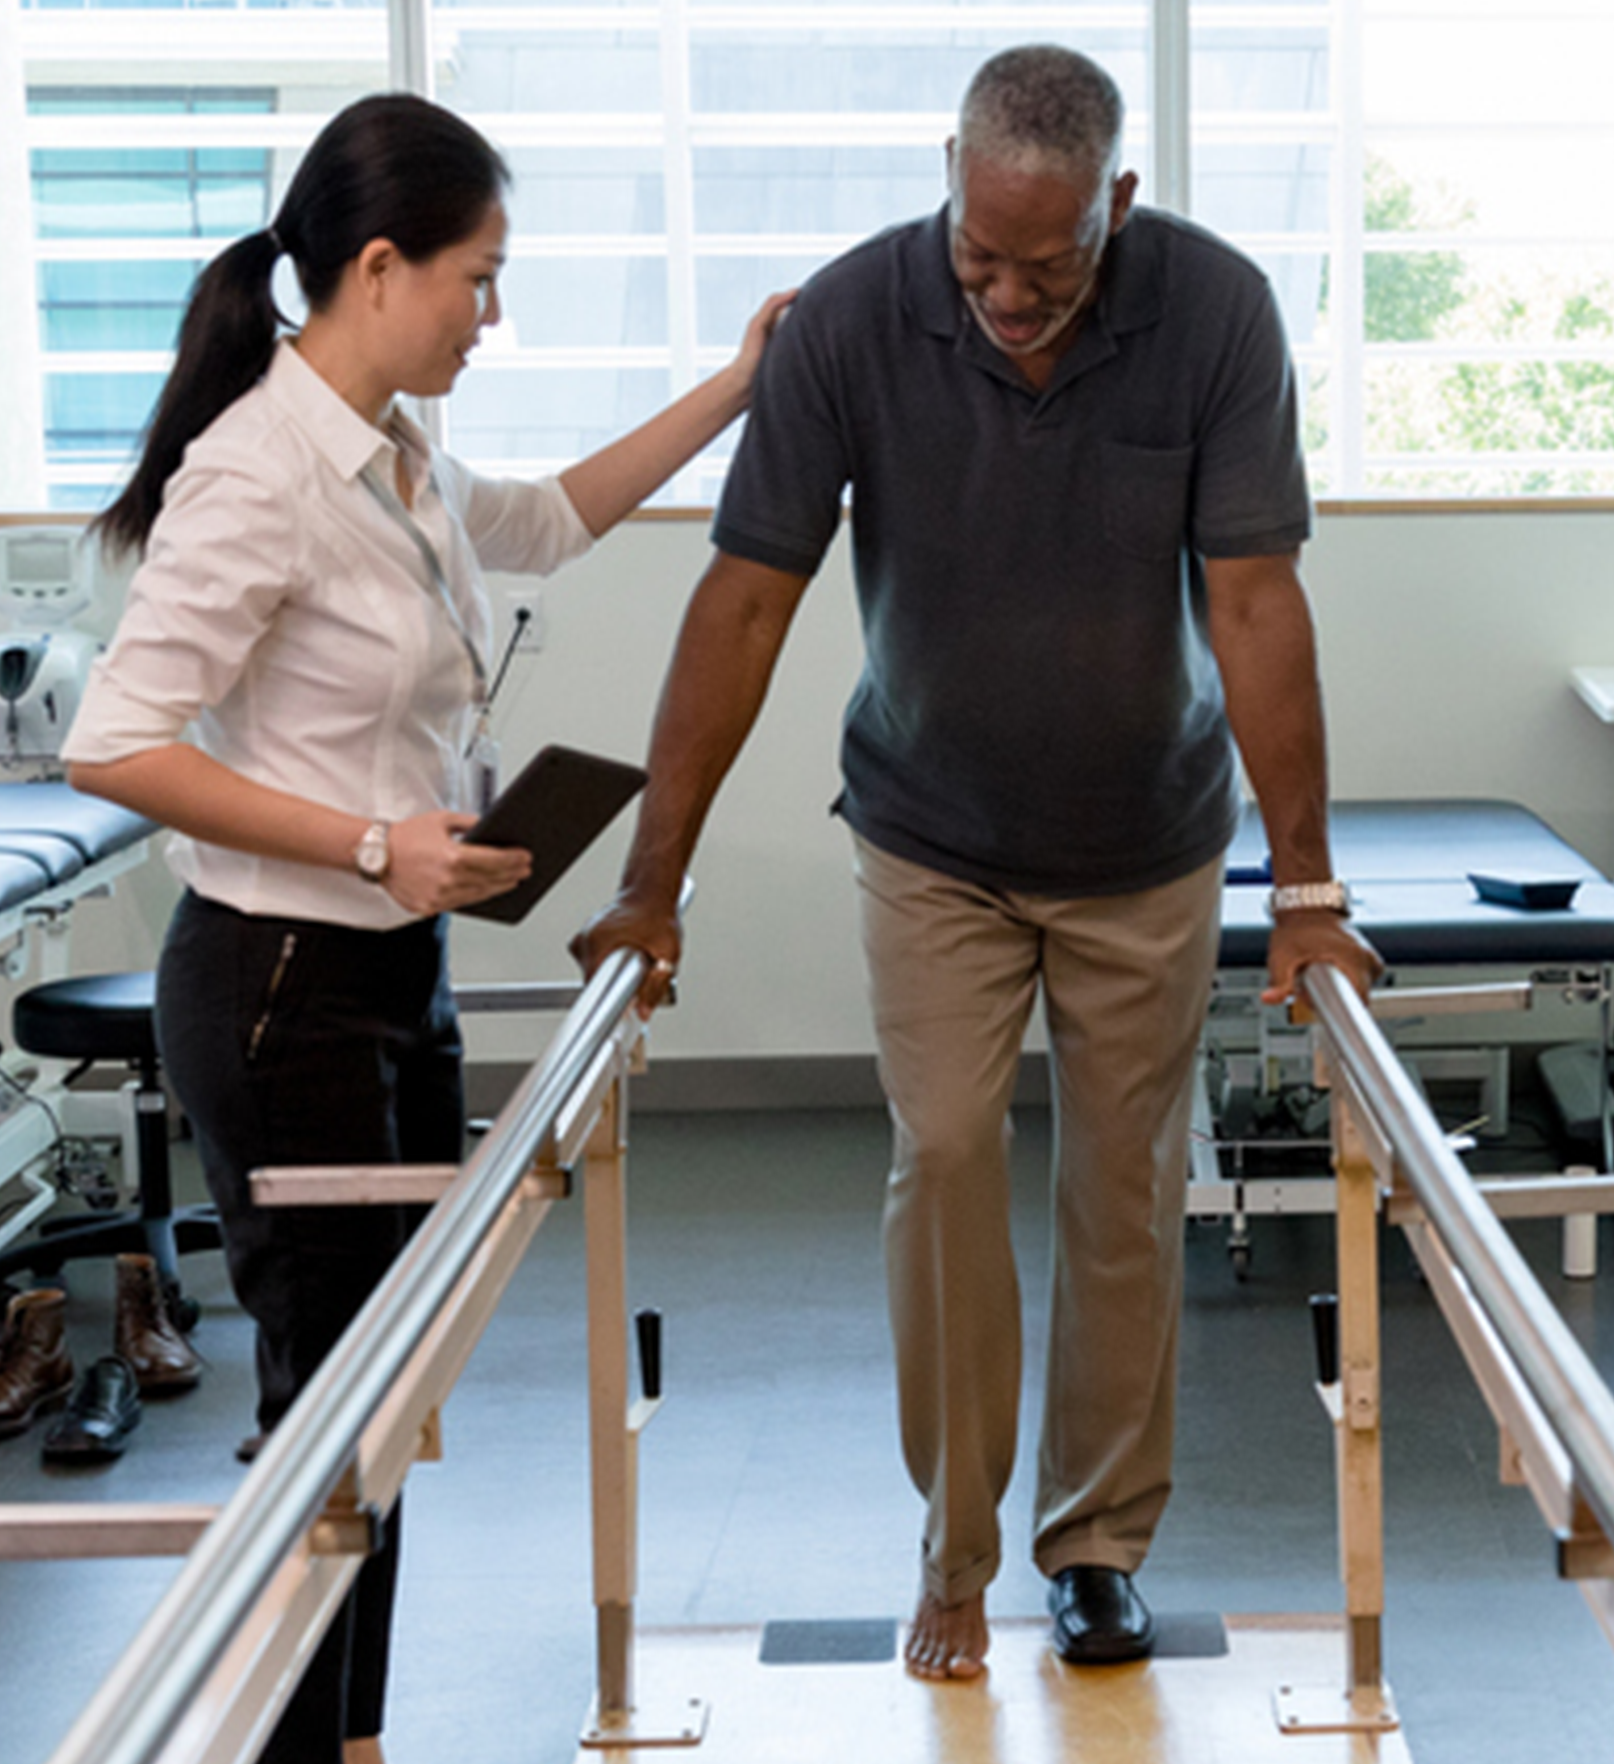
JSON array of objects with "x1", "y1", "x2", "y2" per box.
[
  {"x1": 944, "y1": 1646, "x2": 986, "y2": 1679},
  {"x1": 904, "y1": 1595, "x2": 989, "y2": 1681}
]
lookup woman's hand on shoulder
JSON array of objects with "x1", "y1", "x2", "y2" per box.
[
  {"x1": 730, "y1": 289, "x2": 799, "y2": 400},
  {"x1": 383, "y1": 811, "x2": 531, "y2": 917}
]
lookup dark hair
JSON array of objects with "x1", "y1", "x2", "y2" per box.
[{"x1": 93, "y1": 93, "x2": 510, "y2": 556}]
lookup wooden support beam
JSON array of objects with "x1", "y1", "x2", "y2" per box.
[
  {"x1": 251, "y1": 1164, "x2": 570, "y2": 1207},
  {"x1": 0, "y1": 1504, "x2": 217, "y2": 1560}
]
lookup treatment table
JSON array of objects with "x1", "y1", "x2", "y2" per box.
[
  {"x1": 0, "y1": 780, "x2": 155, "y2": 1255},
  {"x1": 1220, "y1": 798, "x2": 1614, "y2": 971},
  {"x1": 0, "y1": 780, "x2": 152, "y2": 936},
  {"x1": 1201, "y1": 798, "x2": 1614, "y2": 1271}
]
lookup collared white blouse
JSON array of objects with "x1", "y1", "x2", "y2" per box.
[{"x1": 64, "y1": 340, "x2": 594, "y2": 929}]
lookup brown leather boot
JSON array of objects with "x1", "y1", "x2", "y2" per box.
[
  {"x1": 0, "y1": 1287, "x2": 74, "y2": 1437},
  {"x1": 114, "y1": 1254, "x2": 202, "y2": 1393}
]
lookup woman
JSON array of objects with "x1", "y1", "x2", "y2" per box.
[{"x1": 64, "y1": 92, "x2": 788, "y2": 1764}]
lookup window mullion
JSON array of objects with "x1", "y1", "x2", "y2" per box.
[
  {"x1": 1333, "y1": 0, "x2": 1366, "y2": 494},
  {"x1": 389, "y1": 0, "x2": 434, "y2": 100},
  {"x1": 392, "y1": 0, "x2": 443, "y2": 445},
  {"x1": 659, "y1": 0, "x2": 699, "y2": 497},
  {"x1": 1153, "y1": 0, "x2": 1190, "y2": 215}
]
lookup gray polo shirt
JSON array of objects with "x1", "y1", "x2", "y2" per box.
[{"x1": 711, "y1": 204, "x2": 1312, "y2": 897}]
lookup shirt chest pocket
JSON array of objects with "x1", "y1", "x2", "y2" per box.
[{"x1": 1100, "y1": 441, "x2": 1195, "y2": 562}]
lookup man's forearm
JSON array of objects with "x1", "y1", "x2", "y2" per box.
[
  {"x1": 1206, "y1": 553, "x2": 1334, "y2": 883},
  {"x1": 1207, "y1": 550, "x2": 1383, "y2": 1002},
  {"x1": 620, "y1": 553, "x2": 811, "y2": 906}
]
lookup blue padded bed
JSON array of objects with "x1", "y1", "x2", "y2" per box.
[
  {"x1": 0, "y1": 780, "x2": 153, "y2": 880},
  {"x1": 0, "y1": 781, "x2": 154, "y2": 929},
  {"x1": 1219, "y1": 798, "x2": 1614, "y2": 969},
  {"x1": 0, "y1": 781, "x2": 158, "y2": 1260},
  {"x1": 1201, "y1": 797, "x2": 1614, "y2": 1277}
]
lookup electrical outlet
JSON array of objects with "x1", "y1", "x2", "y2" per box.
[{"x1": 506, "y1": 591, "x2": 545, "y2": 653}]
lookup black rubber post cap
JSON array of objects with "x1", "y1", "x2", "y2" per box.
[
  {"x1": 1310, "y1": 1292, "x2": 1340, "y2": 1386},
  {"x1": 635, "y1": 1307, "x2": 662, "y2": 1401}
]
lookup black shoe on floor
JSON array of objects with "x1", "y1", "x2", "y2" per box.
[
  {"x1": 41, "y1": 1356, "x2": 142, "y2": 1464},
  {"x1": 1048, "y1": 1565, "x2": 1156, "y2": 1664}
]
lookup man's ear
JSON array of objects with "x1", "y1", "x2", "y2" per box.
[{"x1": 1109, "y1": 170, "x2": 1140, "y2": 235}]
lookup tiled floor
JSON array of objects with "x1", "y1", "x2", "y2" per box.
[{"x1": 3, "y1": 1100, "x2": 1613, "y2": 1764}]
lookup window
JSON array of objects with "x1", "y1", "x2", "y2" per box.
[
  {"x1": 1342, "y1": 0, "x2": 1614, "y2": 496},
  {"x1": 4, "y1": 0, "x2": 388, "y2": 509},
  {"x1": 31, "y1": 86, "x2": 277, "y2": 495},
  {"x1": 2, "y1": 0, "x2": 1609, "y2": 507}
]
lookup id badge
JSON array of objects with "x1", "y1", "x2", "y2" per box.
[{"x1": 470, "y1": 729, "x2": 501, "y2": 815}]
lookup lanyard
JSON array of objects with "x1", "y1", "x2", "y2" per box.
[
  {"x1": 360, "y1": 460, "x2": 489, "y2": 708},
  {"x1": 360, "y1": 456, "x2": 511, "y2": 807}
]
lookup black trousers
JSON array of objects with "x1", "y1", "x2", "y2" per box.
[{"x1": 157, "y1": 890, "x2": 464, "y2": 1762}]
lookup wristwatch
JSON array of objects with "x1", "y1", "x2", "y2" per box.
[
  {"x1": 1267, "y1": 879, "x2": 1351, "y2": 918},
  {"x1": 355, "y1": 820, "x2": 391, "y2": 884}
]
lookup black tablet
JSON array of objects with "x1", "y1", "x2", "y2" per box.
[{"x1": 454, "y1": 744, "x2": 647, "y2": 924}]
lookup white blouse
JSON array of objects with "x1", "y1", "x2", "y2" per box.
[{"x1": 63, "y1": 340, "x2": 593, "y2": 930}]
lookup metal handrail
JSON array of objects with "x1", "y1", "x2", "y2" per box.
[
  {"x1": 1303, "y1": 961, "x2": 1614, "y2": 1550},
  {"x1": 44, "y1": 944, "x2": 650, "y2": 1764}
]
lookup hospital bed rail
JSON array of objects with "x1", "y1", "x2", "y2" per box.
[
  {"x1": 6, "y1": 939, "x2": 656, "y2": 1764},
  {"x1": 1300, "y1": 960, "x2": 1614, "y2": 1720}
]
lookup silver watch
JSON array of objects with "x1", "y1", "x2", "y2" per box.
[
  {"x1": 355, "y1": 820, "x2": 391, "y2": 883},
  {"x1": 1267, "y1": 879, "x2": 1350, "y2": 918}
]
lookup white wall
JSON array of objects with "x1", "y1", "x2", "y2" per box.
[
  {"x1": 41, "y1": 505, "x2": 1614, "y2": 1072},
  {"x1": 1308, "y1": 511, "x2": 1614, "y2": 866}
]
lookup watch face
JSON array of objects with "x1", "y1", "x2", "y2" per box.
[{"x1": 357, "y1": 824, "x2": 389, "y2": 880}]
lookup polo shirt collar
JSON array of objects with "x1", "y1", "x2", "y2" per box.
[
  {"x1": 265, "y1": 338, "x2": 418, "y2": 485},
  {"x1": 902, "y1": 203, "x2": 1166, "y2": 392}
]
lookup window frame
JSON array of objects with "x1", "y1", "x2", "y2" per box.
[{"x1": 10, "y1": 0, "x2": 1612, "y2": 511}]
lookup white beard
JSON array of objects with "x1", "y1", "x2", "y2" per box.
[{"x1": 963, "y1": 288, "x2": 1086, "y2": 357}]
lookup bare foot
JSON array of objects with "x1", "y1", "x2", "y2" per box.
[
  {"x1": 903, "y1": 1589, "x2": 989, "y2": 1680},
  {"x1": 343, "y1": 1740, "x2": 384, "y2": 1764}
]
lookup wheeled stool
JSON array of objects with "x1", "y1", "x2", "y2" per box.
[{"x1": 0, "y1": 971, "x2": 220, "y2": 1324}]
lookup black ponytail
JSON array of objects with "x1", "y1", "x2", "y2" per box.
[
  {"x1": 92, "y1": 93, "x2": 510, "y2": 558},
  {"x1": 92, "y1": 230, "x2": 282, "y2": 557}
]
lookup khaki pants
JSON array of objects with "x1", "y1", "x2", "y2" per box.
[{"x1": 852, "y1": 835, "x2": 1224, "y2": 1603}]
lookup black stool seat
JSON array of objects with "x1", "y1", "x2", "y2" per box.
[
  {"x1": 0, "y1": 968, "x2": 219, "y2": 1319},
  {"x1": 14, "y1": 971, "x2": 159, "y2": 1064}
]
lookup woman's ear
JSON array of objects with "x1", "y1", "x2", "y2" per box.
[{"x1": 353, "y1": 237, "x2": 402, "y2": 308}]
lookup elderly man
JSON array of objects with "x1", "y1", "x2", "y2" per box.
[{"x1": 576, "y1": 44, "x2": 1379, "y2": 1679}]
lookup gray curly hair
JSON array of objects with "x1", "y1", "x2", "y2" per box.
[{"x1": 956, "y1": 45, "x2": 1125, "y2": 185}]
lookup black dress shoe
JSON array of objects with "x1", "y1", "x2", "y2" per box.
[
  {"x1": 1048, "y1": 1565, "x2": 1156, "y2": 1664},
  {"x1": 41, "y1": 1356, "x2": 142, "y2": 1463}
]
